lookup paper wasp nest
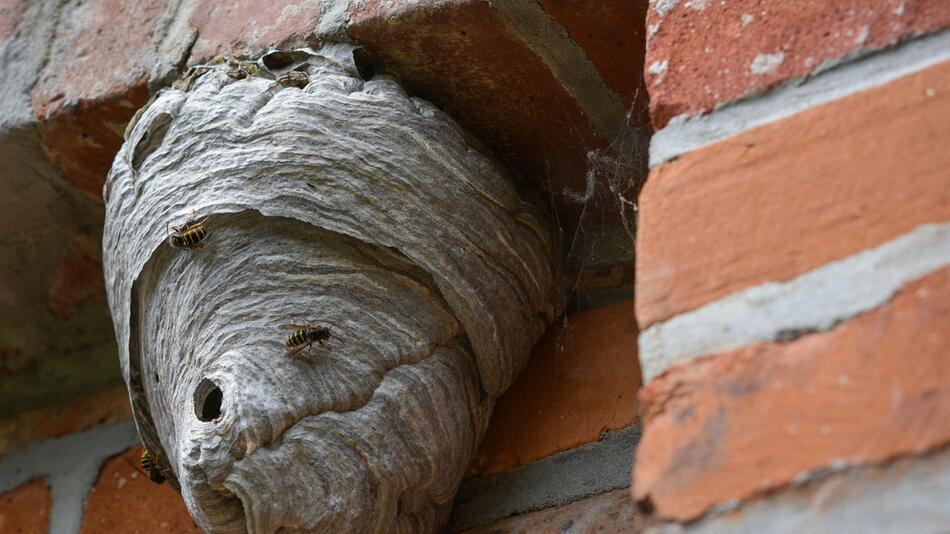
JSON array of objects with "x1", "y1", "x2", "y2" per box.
[{"x1": 102, "y1": 44, "x2": 558, "y2": 533}]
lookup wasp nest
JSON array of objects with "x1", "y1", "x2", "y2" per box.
[{"x1": 103, "y1": 44, "x2": 559, "y2": 533}]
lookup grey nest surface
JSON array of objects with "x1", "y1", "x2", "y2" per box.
[{"x1": 103, "y1": 44, "x2": 559, "y2": 533}]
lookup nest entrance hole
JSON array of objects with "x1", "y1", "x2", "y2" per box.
[{"x1": 194, "y1": 378, "x2": 224, "y2": 422}]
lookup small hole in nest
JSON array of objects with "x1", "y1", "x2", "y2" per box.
[
  {"x1": 262, "y1": 50, "x2": 310, "y2": 70},
  {"x1": 353, "y1": 48, "x2": 375, "y2": 80},
  {"x1": 131, "y1": 112, "x2": 172, "y2": 171},
  {"x1": 194, "y1": 378, "x2": 224, "y2": 422}
]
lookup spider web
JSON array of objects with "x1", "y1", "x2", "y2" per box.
[{"x1": 540, "y1": 82, "x2": 650, "y2": 355}]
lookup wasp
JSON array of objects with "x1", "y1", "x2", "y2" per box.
[
  {"x1": 140, "y1": 448, "x2": 168, "y2": 484},
  {"x1": 125, "y1": 447, "x2": 169, "y2": 484},
  {"x1": 167, "y1": 214, "x2": 210, "y2": 250},
  {"x1": 279, "y1": 321, "x2": 335, "y2": 357},
  {"x1": 273, "y1": 70, "x2": 309, "y2": 89},
  {"x1": 227, "y1": 60, "x2": 272, "y2": 80}
]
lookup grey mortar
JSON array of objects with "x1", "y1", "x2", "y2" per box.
[
  {"x1": 450, "y1": 424, "x2": 641, "y2": 531},
  {"x1": 640, "y1": 223, "x2": 950, "y2": 382},
  {"x1": 0, "y1": 419, "x2": 140, "y2": 534}
]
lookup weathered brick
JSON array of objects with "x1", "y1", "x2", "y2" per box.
[
  {"x1": 0, "y1": 479, "x2": 51, "y2": 534},
  {"x1": 30, "y1": 0, "x2": 161, "y2": 119},
  {"x1": 633, "y1": 267, "x2": 950, "y2": 522},
  {"x1": 30, "y1": 0, "x2": 164, "y2": 200},
  {"x1": 0, "y1": 0, "x2": 29, "y2": 45},
  {"x1": 0, "y1": 139, "x2": 119, "y2": 416},
  {"x1": 81, "y1": 446, "x2": 199, "y2": 534},
  {"x1": 468, "y1": 299, "x2": 639, "y2": 478},
  {"x1": 646, "y1": 0, "x2": 950, "y2": 128},
  {"x1": 47, "y1": 233, "x2": 106, "y2": 320},
  {"x1": 460, "y1": 488, "x2": 640, "y2": 533},
  {"x1": 348, "y1": 0, "x2": 613, "y2": 221},
  {"x1": 637, "y1": 59, "x2": 950, "y2": 328},
  {"x1": 0, "y1": 387, "x2": 130, "y2": 456},
  {"x1": 537, "y1": 0, "x2": 647, "y2": 109},
  {"x1": 25, "y1": 0, "x2": 325, "y2": 201},
  {"x1": 37, "y1": 85, "x2": 149, "y2": 200},
  {"x1": 188, "y1": 0, "x2": 322, "y2": 62}
]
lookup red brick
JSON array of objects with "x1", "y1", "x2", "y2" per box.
[
  {"x1": 188, "y1": 0, "x2": 322, "y2": 62},
  {"x1": 468, "y1": 299, "x2": 639, "y2": 478},
  {"x1": 0, "y1": 388, "x2": 131, "y2": 456},
  {"x1": 460, "y1": 488, "x2": 640, "y2": 533},
  {"x1": 0, "y1": 479, "x2": 51, "y2": 534},
  {"x1": 633, "y1": 267, "x2": 950, "y2": 522},
  {"x1": 538, "y1": 0, "x2": 648, "y2": 110},
  {"x1": 47, "y1": 234, "x2": 107, "y2": 320},
  {"x1": 348, "y1": 0, "x2": 611, "y2": 222},
  {"x1": 637, "y1": 60, "x2": 950, "y2": 328},
  {"x1": 646, "y1": 0, "x2": 950, "y2": 128},
  {"x1": 81, "y1": 447, "x2": 199, "y2": 534}
]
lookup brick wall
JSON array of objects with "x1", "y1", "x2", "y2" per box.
[
  {"x1": 634, "y1": 0, "x2": 950, "y2": 530},
  {"x1": 0, "y1": 0, "x2": 643, "y2": 531}
]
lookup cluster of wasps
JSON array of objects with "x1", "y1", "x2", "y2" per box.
[
  {"x1": 172, "y1": 55, "x2": 311, "y2": 92},
  {"x1": 224, "y1": 58, "x2": 311, "y2": 89}
]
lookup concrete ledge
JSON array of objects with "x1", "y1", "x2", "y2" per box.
[
  {"x1": 0, "y1": 419, "x2": 139, "y2": 534},
  {"x1": 648, "y1": 446, "x2": 950, "y2": 534},
  {"x1": 650, "y1": 29, "x2": 950, "y2": 168},
  {"x1": 640, "y1": 223, "x2": 950, "y2": 382},
  {"x1": 461, "y1": 487, "x2": 638, "y2": 533},
  {"x1": 450, "y1": 424, "x2": 641, "y2": 531}
]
